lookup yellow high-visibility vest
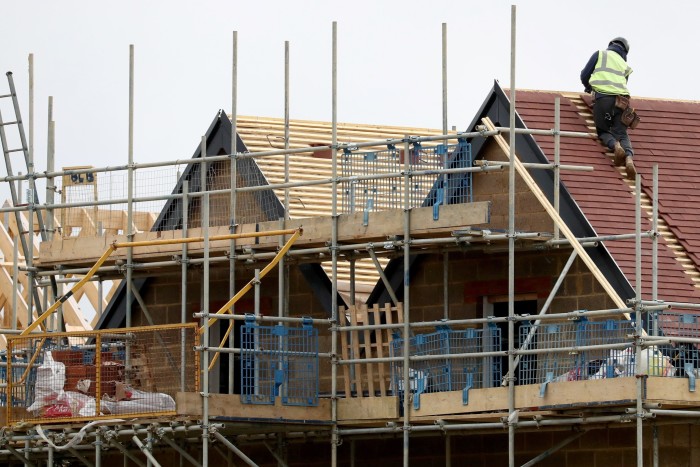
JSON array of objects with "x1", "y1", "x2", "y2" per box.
[{"x1": 589, "y1": 50, "x2": 632, "y2": 95}]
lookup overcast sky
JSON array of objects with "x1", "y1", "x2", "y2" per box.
[{"x1": 1, "y1": 0, "x2": 698, "y2": 201}]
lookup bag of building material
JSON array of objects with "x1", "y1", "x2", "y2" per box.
[
  {"x1": 104, "y1": 394, "x2": 176, "y2": 414},
  {"x1": 77, "y1": 396, "x2": 100, "y2": 417},
  {"x1": 99, "y1": 384, "x2": 176, "y2": 414},
  {"x1": 391, "y1": 368, "x2": 428, "y2": 394},
  {"x1": 27, "y1": 351, "x2": 68, "y2": 413},
  {"x1": 588, "y1": 347, "x2": 674, "y2": 379},
  {"x1": 642, "y1": 346, "x2": 675, "y2": 376},
  {"x1": 64, "y1": 391, "x2": 94, "y2": 417}
]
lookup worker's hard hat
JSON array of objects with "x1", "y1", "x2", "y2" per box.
[{"x1": 609, "y1": 37, "x2": 630, "y2": 53}]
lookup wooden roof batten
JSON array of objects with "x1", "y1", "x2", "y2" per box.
[{"x1": 0, "y1": 206, "x2": 128, "y2": 339}]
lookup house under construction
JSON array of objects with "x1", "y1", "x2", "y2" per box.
[{"x1": 2, "y1": 14, "x2": 700, "y2": 467}]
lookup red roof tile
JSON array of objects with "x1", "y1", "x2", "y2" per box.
[{"x1": 515, "y1": 91, "x2": 700, "y2": 305}]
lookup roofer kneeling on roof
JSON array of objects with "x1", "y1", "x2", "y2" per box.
[{"x1": 581, "y1": 36, "x2": 640, "y2": 179}]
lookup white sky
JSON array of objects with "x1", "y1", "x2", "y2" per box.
[{"x1": 1, "y1": 0, "x2": 698, "y2": 200}]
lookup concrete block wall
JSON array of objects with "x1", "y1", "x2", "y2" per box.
[
  {"x1": 472, "y1": 141, "x2": 555, "y2": 233},
  {"x1": 267, "y1": 424, "x2": 700, "y2": 466},
  {"x1": 139, "y1": 262, "x2": 335, "y2": 392},
  {"x1": 405, "y1": 249, "x2": 616, "y2": 325}
]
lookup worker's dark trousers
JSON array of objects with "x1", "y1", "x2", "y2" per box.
[{"x1": 593, "y1": 94, "x2": 634, "y2": 157}]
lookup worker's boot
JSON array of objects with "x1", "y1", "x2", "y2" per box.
[
  {"x1": 625, "y1": 156, "x2": 637, "y2": 179},
  {"x1": 614, "y1": 142, "x2": 626, "y2": 166}
]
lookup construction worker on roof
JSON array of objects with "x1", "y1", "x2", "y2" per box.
[{"x1": 581, "y1": 36, "x2": 637, "y2": 179}]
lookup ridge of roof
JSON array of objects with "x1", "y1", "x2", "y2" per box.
[
  {"x1": 235, "y1": 115, "x2": 444, "y2": 134},
  {"x1": 513, "y1": 88, "x2": 700, "y2": 105}
]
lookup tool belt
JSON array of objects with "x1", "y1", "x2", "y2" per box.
[
  {"x1": 621, "y1": 107, "x2": 641, "y2": 129},
  {"x1": 615, "y1": 95, "x2": 630, "y2": 110},
  {"x1": 615, "y1": 95, "x2": 641, "y2": 129}
]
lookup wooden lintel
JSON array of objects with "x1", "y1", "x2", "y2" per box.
[
  {"x1": 176, "y1": 392, "x2": 332, "y2": 423},
  {"x1": 39, "y1": 202, "x2": 491, "y2": 267}
]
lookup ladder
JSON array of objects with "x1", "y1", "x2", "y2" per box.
[{"x1": 0, "y1": 71, "x2": 57, "y2": 320}]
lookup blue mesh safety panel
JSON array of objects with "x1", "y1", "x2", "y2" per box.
[
  {"x1": 518, "y1": 318, "x2": 637, "y2": 384},
  {"x1": 341, "y1": 141, "x2": 472, "y2": 214},
  {"x1": 240, "y1": 316, "x2": 319, "y2": 406},
  {"x1": 389, "y1": 325, "x2": 501, "y2": 400}
]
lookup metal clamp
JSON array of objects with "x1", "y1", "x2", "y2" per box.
[
  {"x1": 433, "y1": 188, "x2": 444, "y2": 221},
  {"x1": 363, "y1": 199, "x2": 374, "y2": 226},
  {"x1": 462, "y1": 373, "x2": 474, "y2": 405},
  {"x1": 413, "y1": 392, "x2": 421, "y2": 411},
  {"x1": 685, "y1": 363, "x2": 696, "y2": 392},
  {"x1": 540, "y1": 371, "x2": 554, "y2": 397}
]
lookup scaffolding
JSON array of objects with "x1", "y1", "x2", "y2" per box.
[{"x1": 2, "y1": 6, "x2": 700, "y2": 467}]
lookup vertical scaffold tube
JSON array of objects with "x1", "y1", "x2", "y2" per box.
[
  {"x1": 284, "y1": 40, "x2": 290, "y2": 218},
  {"x1": 180, "y1": 178, "x2": 189, "y2": 464},
  {"x1": 181, "y1": 180, "x2": 189, "y2": 393},
  {"x1": 28, "y1": 54, "x2": 33, "y2": 187},
  {"x1": 441, "y1": 23, "x2": 449, "y2": 322},
  {"x1": 652, "y1": 165, "x2": 658, "y2": 301},
  {"x1": 201, "y1": 136, "x2": 211, "y2": 467},
  {"x1": 441, "y1": 23, "x2": 448, "y2": 135},
  {"x1": 26, "y1": 54, "x2": 35, "y2": 330},
  {"x1": 229, "y1": 30, "x2": 238, "y2": 395},
  {"x1": 47, "y1": 99, "x2": 58, "y2": 330},
  {"x1": 554, "y1": 98, "x2": 561, "y2": 241},
  {"x1": 507, "y1": 6, "x2": 517, "y2": 467},
  {"x1": 635, "y1": 172, "x2": 643, "y2": 466},
  {"x1": 279, "y1": 39, "x2": 290, "y2": 339},
  {"x1": 402, "y1": 138, "x2": 411, "y2": 467},
  {"x1": 95, "y1": 430, "x2": 102, "y2": 467},
  {"x1": 126, "y1": 45, "x2": 135, "y2": 360},
  {"x1": 46, "y1": 96, "x2": 54, "y2": 243},
  {"x1": 652, "y1": 165, "x2": 659, "y2": 338},
  {"x1": 330, "y1": 20, "x2": 340, "y2": 467},
  {"x1": 280, "y1": 46, "x2": 291, "y2": 424},
  {"x1": 12, "y1": 216, "x2": 18, "y2": 331}
]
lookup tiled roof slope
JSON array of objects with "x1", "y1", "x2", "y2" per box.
[{"x1": 514, "y1": 90, "x2": 700, "y2": 305}]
